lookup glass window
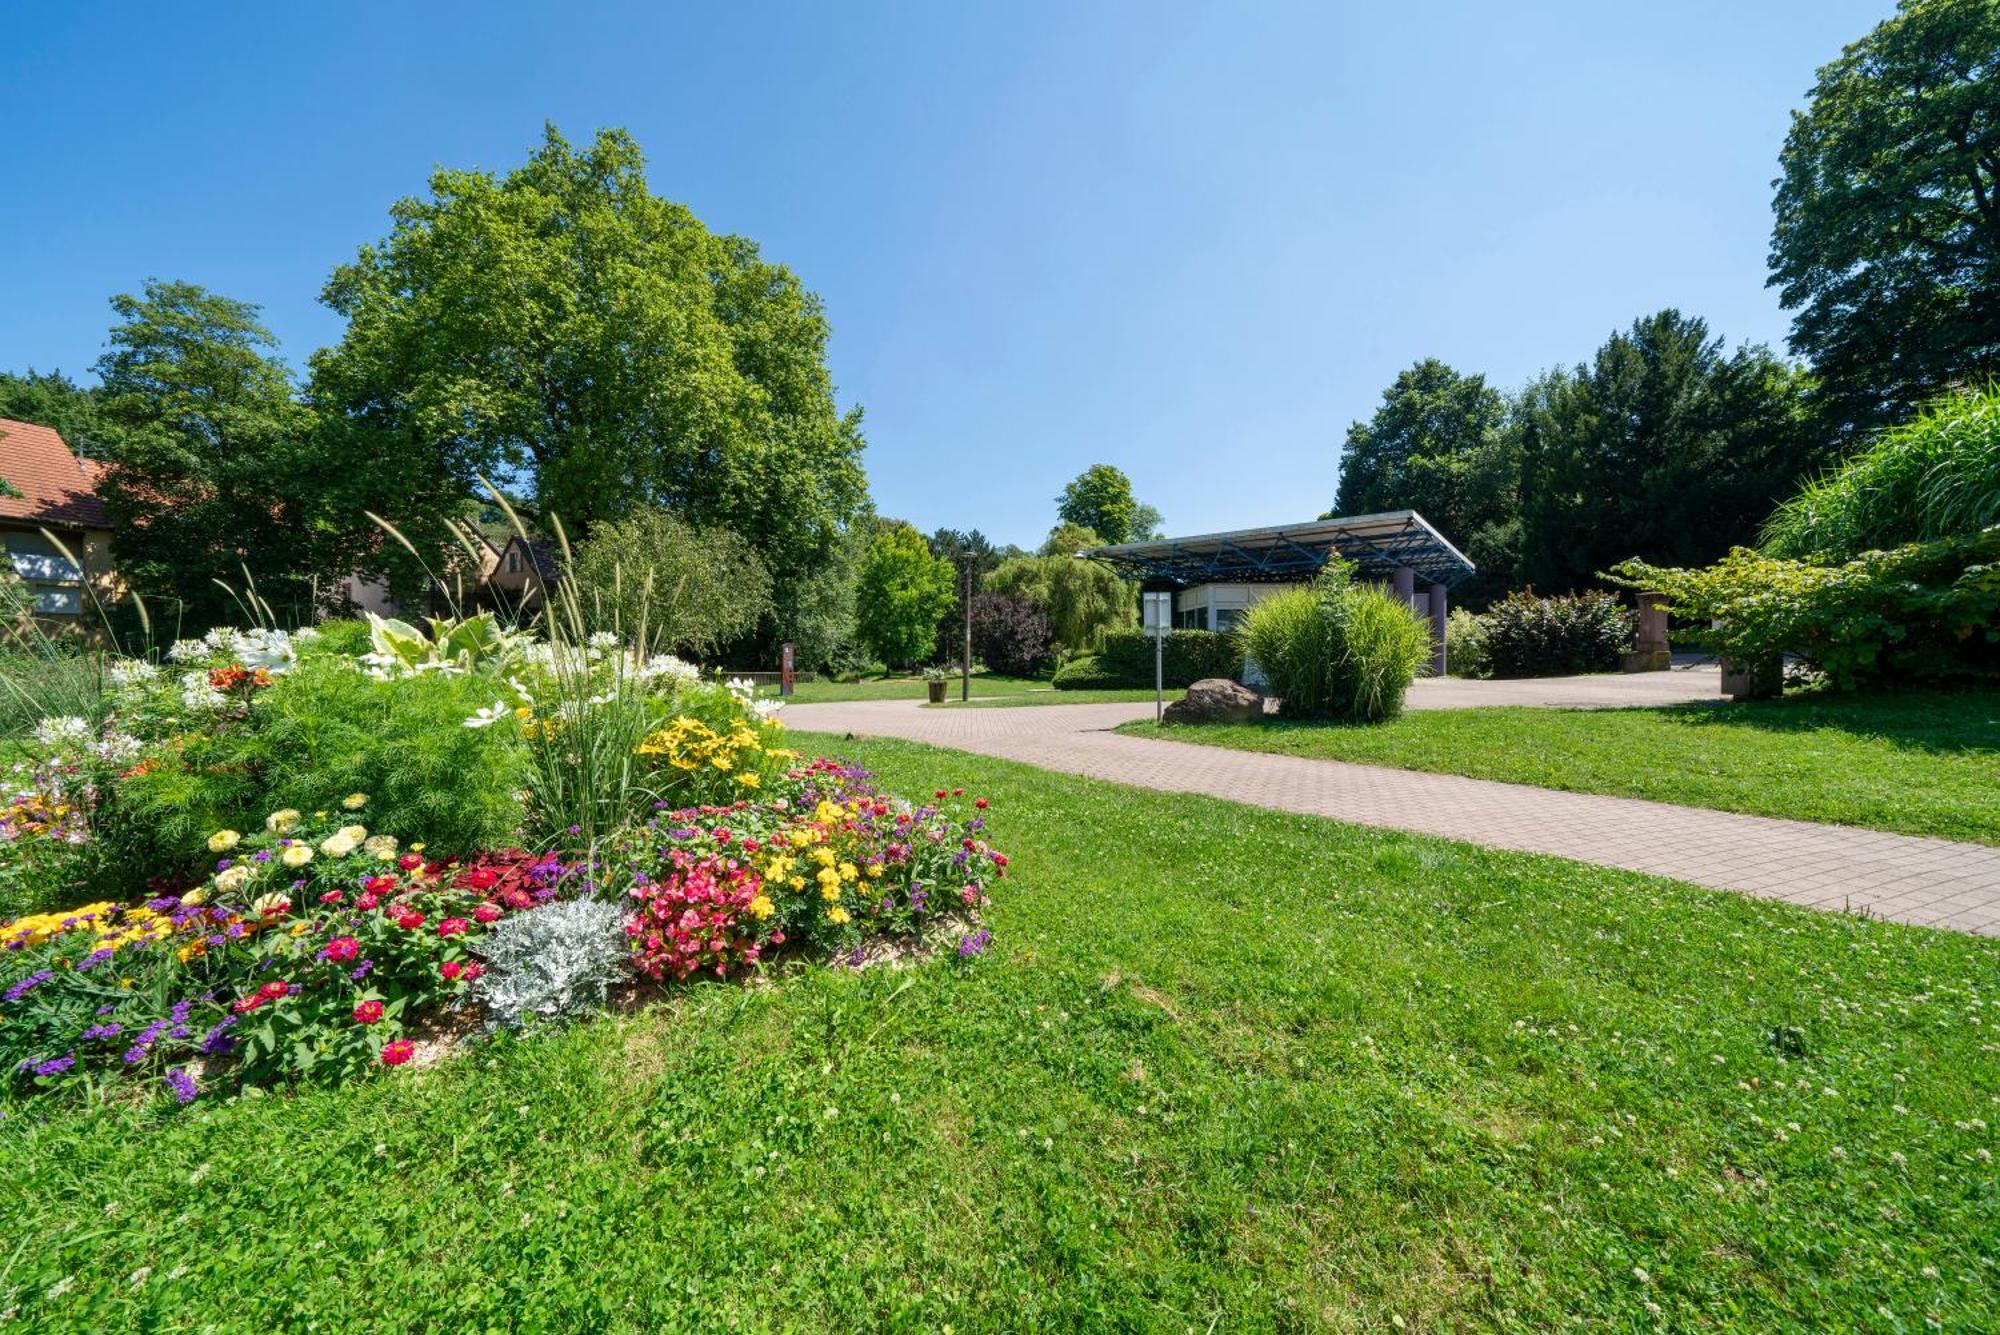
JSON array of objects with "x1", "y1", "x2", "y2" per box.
[
  {"x1": 5, "y1": 531, "x2": 84, "y2": 615},
  {"x1": 1215, "y1": 608, "x2": 1243, "y2": 632}
]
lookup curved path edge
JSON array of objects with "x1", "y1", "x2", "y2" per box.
[{"x1": 783, "y1": 697, "x2": 2000, "y2": 937}]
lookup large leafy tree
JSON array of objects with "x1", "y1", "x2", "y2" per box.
[
  {"x1": 310, "y1": 125, "x2": 868, "y2": 649},
  {"x1": 570, "y1": 508, "x2": 772, "y2": 658},
  {"x1": 1770, "y1": 0, "x2": 2000, "y2": 435},
  {"x1": 1055, "y1": 465, "x2": 1139, "y2": 545},
  {"x1": 1515, "y1": 310, "x2": 1820, "y2": 591},
  {"x1": 1330, "y1": 358, "x2": 1522, "y2": 601},
  {"x1": 0, "y1": 370, "x2": 109, "y2": 452},
  {"x1": 984, "y1": 523, "x2": 1135, "y2": 654},
  {"x1": 90, "y1": 281, "x2": 346, "y2": 623},
  {"x1": 854, "y1": 520, "x2": 957, "y2": 667}
]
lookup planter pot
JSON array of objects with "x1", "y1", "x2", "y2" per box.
[{"x1": 927, "y1": 680, "x2": 948, "y2": 703}]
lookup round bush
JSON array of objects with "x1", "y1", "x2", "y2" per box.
[{"x1": 1241, "y1": 567, "x2": 1431, "y2": 721}]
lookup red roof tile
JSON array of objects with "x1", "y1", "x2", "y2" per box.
[{"x1": 0, "y1": 418, "x2": 110, "y2": 529}]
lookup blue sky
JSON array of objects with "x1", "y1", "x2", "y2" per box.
[{"x1": 3, "y1": 0, "x2": 1889, "y2": 549}]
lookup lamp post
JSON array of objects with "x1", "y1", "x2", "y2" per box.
[{"x1": 1142, "y1": 591, "x2": 1171, "y2": 723}]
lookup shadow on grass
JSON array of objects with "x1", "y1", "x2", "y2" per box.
[{"x1": 1645, "y1": 684, "x2": 1999, "y2": 756}]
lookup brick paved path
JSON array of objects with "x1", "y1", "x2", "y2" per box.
[{"x1": 784, "y1": 698, "x2": 2000, "y2": 936}]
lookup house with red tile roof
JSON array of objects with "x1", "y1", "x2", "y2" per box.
[{"x1": 0, "y1": 417, "x2": 118, "y2": 618}]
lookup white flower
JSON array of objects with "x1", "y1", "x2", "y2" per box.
[
  {"x1": 319, "y1": 831, "x2": 357, "y2": 858},
  {"x1": 588, "y1": 631, "x2": 620, "y2": 651},
  {"x1": 464, "y1": 701, "x2": 511, "y2": 729},
  {"x1": 93, "y1": 731, "x2": 144, "y2": 764},
  {"x1": 751, "y1": 697, "x2": 785, "y2": 721},
  {"x1": 107, "y1": 659, "x2": 159, "y2": 689},
  {"x1": 292, "y1": 626, "x2": 320, "y2": 642},
  {"x1": 30, "y1": 716, "x2": 93, "y2": 749},
  {"x1": 636, "y1": 654, "x2": 699, "y2": 685},
  {"x1": 166, "y1": 638, "x2": 206, "y2": 663},
  {"x1": 506, "y1": 675, "x2": 536, "y2": 706},
  {"x1": 178, "y1": 672, "x2": 227, "y2": 712}
]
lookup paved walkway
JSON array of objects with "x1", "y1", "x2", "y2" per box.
[{"x1": 783, "y1": 696, "x2": 2000, "y2": 937}]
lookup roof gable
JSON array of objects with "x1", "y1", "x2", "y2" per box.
[{"x1": 0, "y1": 418, "x2": 110, "y2": 529}]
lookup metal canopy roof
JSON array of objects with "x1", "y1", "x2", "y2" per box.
[{"x1": 1079, "y1": 510, "x2": 1476, "y2": 589}]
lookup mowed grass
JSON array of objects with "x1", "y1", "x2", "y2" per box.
[
  {"x1": 780, "y1": 671, "x2": 1179, "y2": 708},
  {"x1": 1122, "y1": 686, "x2": 2000, "y2": 843},
  {"x1": 4, "y1": 737, "x2": 1997, "y2": 1330}
]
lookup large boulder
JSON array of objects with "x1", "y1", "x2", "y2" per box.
[{"x1": 1162, "y1": 677, "x2": 1263, "y2": 725}]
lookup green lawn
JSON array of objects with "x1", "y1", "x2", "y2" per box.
[
  {"x1": 778, "y1": 672, "x2": 1180, "y2": 709},
  {"x1": 6, "y1": 737, "x2": 1997, "y2": 1329},
  {"x1": 1122, "y1": 686, "x2": 2000, "y2": 844}
]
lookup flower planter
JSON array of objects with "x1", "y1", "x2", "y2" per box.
[{"x1": 927, "y1": 680, "x2": 948, "y2": 703}]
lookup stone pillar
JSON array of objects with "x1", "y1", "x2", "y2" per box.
[
  {"x1": 1390, "y1": 566, "x2": 1416, "y2": 609},
  {"x1": 1621, "y1": 592, "x2": 1672, "y2": 672},
  {"x1": 1427, "y1": 582, "x2": 1448, "y2": 677}
]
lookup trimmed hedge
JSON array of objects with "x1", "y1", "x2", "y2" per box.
[
  {"x1": 1053, "y1": 630, "x2": 1242, "y2": 689},
  {"x1": 1479, "y1": 591, "x2": 1634, "y2": 678}
]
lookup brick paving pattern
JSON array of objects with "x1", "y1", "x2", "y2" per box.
[{"x1": 785, "y1": 694, "x2": 2000, "y2": 937}]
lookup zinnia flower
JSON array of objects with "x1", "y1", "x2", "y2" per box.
[
  {"x1": 472, "y1": 903, "x2": 501, "y2": 924},
  {"x1": 214, "y1": 865, "x2": 253, "y2": 895},
  {"x1": 439, "y1": 960, "x2": 463, "y2": 981},
  {"x1": 394, "y1": 911, "x2": 425, "y2": 931},
  {"x1": 436, "y1": 917, "x2": 468, "y2": 938},
  {"x1": 319, "y1": 831, "x2": 357, "y2": 859},
  {"x1": 322, "y1": 936, "x2": 360, "y2": 962},
  {"x1": 266, "y1": 808, "x2": 301, "y2": 834},
  {"x1": 280, "y1": 843, "x2": 314, "y2": 868},
  {"x1": 353, "y1": 999, "x2": 384, "y2": 1024},
  {"x1": 206, "y1": 829, "x2": 241, "y2": 853},
  {"x1": 380, "y1": 1039, "x2": 415, "y2": 1066},
  {"x1": 341, "y1": 793, "x2": 369, "y2": 810}
]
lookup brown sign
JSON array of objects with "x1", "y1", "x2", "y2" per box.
[{"x1": 780, "y1": 642, "x2": 795, "y2": 696}]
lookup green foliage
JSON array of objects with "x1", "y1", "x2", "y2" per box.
[
  {"x1": 1073, "y1": 630, "x2": 1242, "y2": 688},
  {"x1": 1055, "y1": 464, "x2": 1139, "y2": 544},
  {"x1": 1332, "y1": 358, "x2": 1521, "y2": 601},
  {"x1": 365, "y1": 611, "x2": 522, "y2": 676},
  {"x1": 1240, "y1": 565, "x2": 1431, "y2": 721},
  {"x1": 0, "y1": 369, "x2": 109, "y2": 452},
  {"x1": 967, "y1": 593, "x2": 1054, "y2": 677},
  {"x1": 1443, "y1": 607, "x2": 1492, "y2": 679},
  {"x1": 311, "y1": 125, "x2": 867, "y2": 649},
  {"x1": 105, "y1": 660, "x2": 527, "y2": 887},
  {"x1": 89, "y1": 280, "x2": 350, "y2": 626},
  {"x1": 1610, "y1": 529, "x2": 2000, "y2": 688},
  {"x1": 1516, "y1": 310, "x2": 1823, "y2": 591},
  {"x1": 570, "y1": 509, "x2": 773, "y2": 658},
  {"x1": 1762, "y1": 386, "x2": 2000, "y2": 560},
  {"x1": 1770, "y1": 0, "x2": 2000, "y2": 435},
  {"x1": 854, "y1": 521, "x2": 956, "y2": 667},
  {"x1": 1048, "y1": 654, "x2": 1123, "y2": 690},
  {"x1": 1477, "y1": 590, "x2": 1635, "y2": 678},
  {"x1": 986, "y1": 547, "x2": 1134, "y2": 655}
]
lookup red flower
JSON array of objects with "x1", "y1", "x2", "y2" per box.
[
  {"x1": 380, "y1": 1039, "x2": 415, "y2": 1066},
  {"x1": 461, "y1": 961, "x2": 485, "y2": 981},
  {"x1": 934, "y1": 790, "x2": 947, "y2": 800},
  {"x1": 461, "y1": 867, "x2": 498, "y2": 891},
  {"x1": 364, "y1": 874, "x2": 398, "y2": 894},
  {"x1": 318, "y1": 890, "x2": 345, "y2": 905},
  {"x1": 440, "y1": 960, "x2": 463, "y2": 981},
  {"x1": 992, "y1": 853, "x2": 1009, "y2": 867},
  {"x1": 258, "y1": 980, "x2": 291, "y2": 1002},
  {"x1": 436, "y1": 917, "x2": 469, "y2": 938},
  {"x1": 323, "y1": 936, "x2": 360, "y2": 962},
  {"x1": 353, "y1": 999, "x2": 384, "y2": 1024},
  {"x1": 397, "y1": 854, "x2": 424, "y2": 872},
  {"x1": 356, "y1": 892, "x2": 380, "y2": 911},
  {"x1": 952, "y1": 788, "x2": 965, "y2": 797},
  {"x1": 395, "y1": 911, "x2": 426, "y2": 931},
  {"x1": 974, "y1": 797, "x2": 989, "y2": 810},
  {"x1": 473, "y1": 903, "x2": 501, "y2": 924}
]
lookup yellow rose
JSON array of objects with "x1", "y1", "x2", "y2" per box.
[
  {"x1": 341, "y1": 793, "x2": 369, "y2": 810},
  {"x1": 206, "y1": 829, "x2": 241, "y2": 853},
  {"x1": 266, "y1": 809, "x2": 301, "y2": 834},
  {"x1": 280, "y1": 843, "x2": 314, "y2": 868}
]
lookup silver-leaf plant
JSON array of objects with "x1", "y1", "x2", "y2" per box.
[{"x1": 471, "y1": 898, "x2": 629, "y2": 1028}]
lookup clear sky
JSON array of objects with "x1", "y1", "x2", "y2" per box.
[{"x1": 3, "y1": 0, "x2": 1890, "y2": 550}]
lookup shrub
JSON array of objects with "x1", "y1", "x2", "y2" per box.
[
  {"x1": 1763, "y1": 387, "x2": 2000, "y2": 561},
  {"x1": 1478, "y1": 591, "x2": 1635, "y2": 678},
  {"x1": 472, "y1": 898, "x2": 629, "y2": 1027},
  {"x1": 985, "y1": 554, "x2": 1134, "y2": 655},
  {"x1": 969, "y1": 593, "x2": 1055, "y2": 677},
  {"x1": 1445, "y1": 607, "x2": 1492, "y2": 679},
  {"x1": 1609, "y1": 529, "x2": 2000, "y2": 688},
  {"x1": 1240, "y1": 564, "x2": 1432, "y2": 721},
  {"x1": 855, "y1": 521, "x2": 957, "y2": 668},
  {"x1": 1050, "y1": 655, "x2": 1124, "y2": 690},
  {"x1": 1098, "y1": 629, "x2": 1242, "y2": 687}
]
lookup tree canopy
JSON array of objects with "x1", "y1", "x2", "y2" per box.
[
  {"x1": 1770, "y1": 0, "x2": 2000, "y2": 435},
  {"x1": 570, "y1": 508, "x2": 772, "y2": 657},
  {"x1": 1056, "y1": 465, "x2": 1139, "y2": 545},
  {"x1": 854, "y1": 520, "x2": 957, "y2": 667},
  {"x1": 309, "y1": 125, "x2": 868, "y2": 649}
]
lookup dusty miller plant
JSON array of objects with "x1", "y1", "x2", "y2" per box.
[{"x1": 471, "y1": 899, "x2": 629, "y2": 1028}]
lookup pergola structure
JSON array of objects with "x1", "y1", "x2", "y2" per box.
[{"x1": 1078, "y1": 510, "x2": 1475, "y2": 674}]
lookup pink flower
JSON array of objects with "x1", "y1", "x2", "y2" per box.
[
  {"x1": 380, "y1": 1039, "x2": 415, "y2": 1066},
  {"x1": 436, "y1": 917, "x2": 469, "y2": 938},
  {"x1": 439, "y1": 960, "x2": 463, "y2": 981},
  {"x1": 395, "y1": 911, "x2": 425, "y2": 931},
  {"x1": 461, "y1": 961, "x2": 485, "y2": 981},
  {"x1": 319, "y1": 890, "x2": 345, "y2": 905},
  {"x1": 323, "y1": 936, "x2": 360, "y2": 962},
  {"x1": 353, "y1": 999, "x2": 384, "y2": 1024},
  {"x1": 356, "y1": 892, "x2": 380, "y2": 911},
  {"x1": 472, "y1": 903, "x2": 501, "y2": 924}
]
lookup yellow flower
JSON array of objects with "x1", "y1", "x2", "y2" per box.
[
  {"x1": 281, "y1": 843, "x2": 314, "y2": 868},
  {"x1": 265, "y1": 808, "x2": 301, "y2": 834},
  {"x1": 838, "y1": 862, "x2": 858, "y2": 882},
  {"x1": 338, "y1": 824, "x2": 367, "y2": 844},
  {"x1": 735, "y1": 772, "x2": 761, "y2": 789},
  {"x1": 827, "y1": 906, "x2": 850, "y2": 925},
  {"x1": 747, "y1": 895, "x2": 774, "y2": 919},
  {"x1": 214, "y1": 865, "x2": 254, "y2": 896},
  {"x1": 179, "y1": 887, "x2": 208, "y2": 906},
  {"x1": 206, "y1": 829, "x2": 241, "y2": 853},
  {"x1": 319, "y1": 831, "x2": 357, "y2": 859},
  {"x1": 364, "y1": 834, "x2": 399, "y2": 860},
  {"x1": 341, "y1": 792, "x2": 369, "y2": 811},
  {"x1": 789, "y1": 876, "x2": 805, "y2": 891},
  {"x1": 865, "y1": 863, "x2": 883, "y2": 879}
]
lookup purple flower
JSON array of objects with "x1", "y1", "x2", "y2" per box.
[
  {"x1": 351, "y1": 959, "x2": 375, "y2": 981},
  {"x1": 28, "y1": 1051, "x2": 76, "y2": 1077},
  {"x1": 78, "y1": 947, "x2": 114, "y2": 972},
  {"x1": 163, "y1": 1067, "x2": 198, "y2": 1104},
  {"x1": 4, "y1": 969, "x2": 53, "y2": 1002},
  {"x1": 956, "y1": 929, "x2": 992, "y2": 959},
  {"x1": 81, "y1": 1022, "x2": 123, "y2": 1041},
  {"x1": 253, "y1": 849, "x2": 273, "y2": 863},
  {"x1": 197, "y1": 1016, "x2": 237, "y2": 1056}
]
